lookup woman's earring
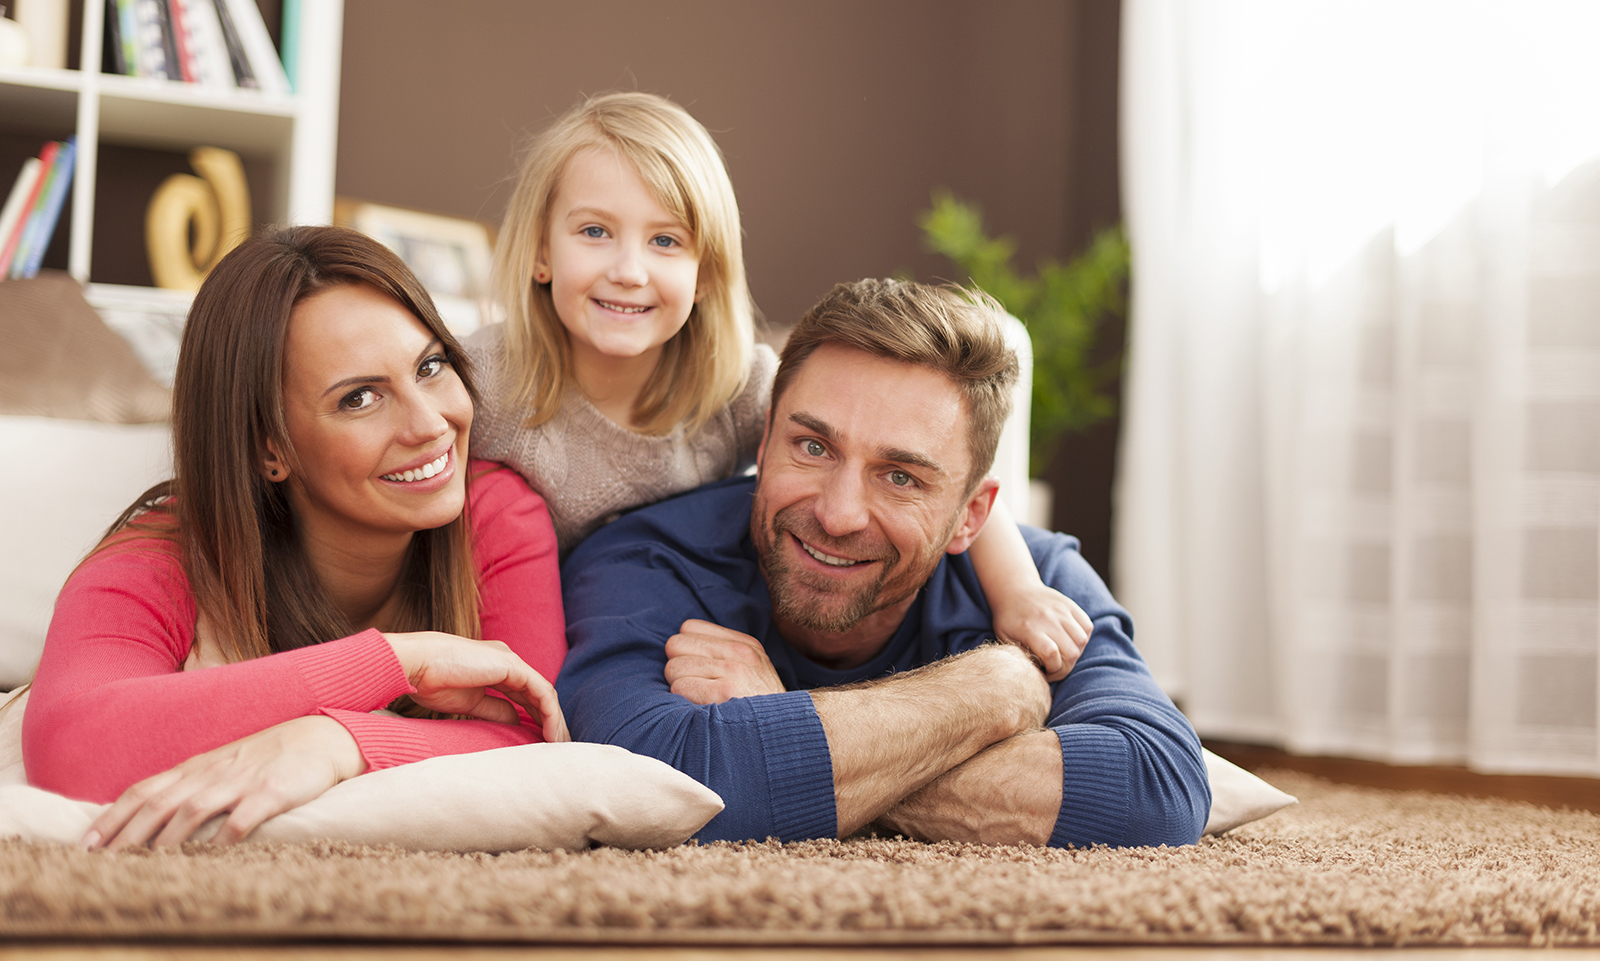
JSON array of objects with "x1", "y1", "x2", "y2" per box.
[{"x1": 269, "y1": 469, "x2": 279, "y2": 477}]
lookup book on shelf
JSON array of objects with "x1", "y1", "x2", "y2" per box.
[
  {"x1": 209, "y1": 0, "x2": 257, "y2": 88},
  {"x1": 279, "y1": 0, "x2": 298, "y2": 91},
  {"x1": 0, "y1": 158, "x2": 45, "y2": 279},
  {"x1": 8, "y1": 138, "x2": 75, "y2": 281},
  {"x1": 15, "y1": 139, "x2": 76, "y2": 279},
  {"x1": 105, "y1": 0, "x2": 138, "y2": 77},
  {"x1": 174, "y1": 0, "x2": 234, "y2": 89},
  {"x1": 165, "y1": 0, "x2": 196, "y2": 82},
  {"x1": 132, "y1": 0, "x2": 176, "y2": 80},
  {"x1": 0, "y1": 141, "x2": 59, "y2": 279},
  {"x1": 100, "y1": 0, "x2": 288, "y2": 94},
  {"x1": 150, "y1": 0, "x2": 183, "y2": 81},
  {"x1": 218, "y1": 0, "x2": 288, "y2": 94}
]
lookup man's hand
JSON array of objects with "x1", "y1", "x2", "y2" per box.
[
  {"x1": 990, "y1": 582, "x2": 1093, "y2": 682},
  {"x1": 814, "y1": 643, "x2": 1053, "y2": 836},
  {"x1": 664, "y1": 619, "x2": 785, "y2": 705},
  {"x1": 873, "y1": 728, "x2": 1063, "y2": 845}
]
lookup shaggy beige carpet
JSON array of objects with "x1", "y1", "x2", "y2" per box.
[{"x1": 1, "y1": 771, "x2": 1597, "y2": 947}]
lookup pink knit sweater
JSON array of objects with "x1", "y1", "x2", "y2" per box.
[{"x1": 23, "y1": 462, "x2": 565, "y2": 803}]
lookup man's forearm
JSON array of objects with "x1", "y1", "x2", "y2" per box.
[
  {"x1": 871, "y1": 728, "x2": 1063, "y2": 846},
  {"x1": 811, "y1": 644, "x2": 1049, "y2": 837}
]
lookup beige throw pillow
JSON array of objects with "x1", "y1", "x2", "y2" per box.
[
  {"x1": 0, "y1": 272, "x2": 170, "y2": 423},
  {"x1": 1201, "y1": 748, "x2": 1297, "y2": 835},
  {"x1": 0, "y1": 689, "x2": 723, "y2": 852},
  {"x1": 0, "y1": 688, "x2": 1290, "y2": 847}
]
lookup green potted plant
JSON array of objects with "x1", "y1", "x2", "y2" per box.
[{"x1": 918, "y1": 190, "x2": 1129, "y2": 481}]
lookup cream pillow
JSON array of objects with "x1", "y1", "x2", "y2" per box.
[
  {"x1": 0, "y1": 688, "x2": 1288, "y2": 846},
  {"x1": 1201, "y1": 747, "x2": 1297, "y2": 835},
  {"x1": 0, "y1": 689, "x2": 723, "y2": 852}
]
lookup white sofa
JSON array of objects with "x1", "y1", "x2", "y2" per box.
[{"x1": 1, "y1": 416, "x2": 172, "y2": 688}]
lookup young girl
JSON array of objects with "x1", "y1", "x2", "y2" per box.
[{"x1": 467, "y1": 92, "x2": 1090, "y2": 680}]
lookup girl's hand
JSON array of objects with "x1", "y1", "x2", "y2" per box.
[
  {"x1": 991, "y1": 583, "x2": 1093, "y2": 682},
  {"x1": 383, "y1": 631, "x2": 569, "y2": 742},
  {"x1": 82, "y1": 715, "x2": 364, "y2": 851}
]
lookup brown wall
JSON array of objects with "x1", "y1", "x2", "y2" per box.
[{"x1": 336, "y1": 0, "x2": 1125, "y2": 577}]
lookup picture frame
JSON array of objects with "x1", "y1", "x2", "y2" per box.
[{"x1": 334, "y1": 198, "x2": 497, "y2": 334}]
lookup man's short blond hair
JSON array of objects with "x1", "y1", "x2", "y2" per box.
[{"x1": 773, "y1": 279, "x2": 1019, "y2": 493}]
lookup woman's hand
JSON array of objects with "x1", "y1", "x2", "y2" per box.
[
  {"x1": 383, "y1": 632, "x2": 569, "y2": 742},
  {"x1": 82, "y1": 715, "x2": 364, "y2": 851},
  {"x1": 990, "y1": 583, "x2": 1093, "y2": 682}
]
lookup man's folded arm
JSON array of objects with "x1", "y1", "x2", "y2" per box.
[
  {"x1": 1032, "y1": 532, "x2": 1210, "y2": 848},
  {"x1": 558, "y1": 606, "x2": 839, "y2": 842},
  {"x1": 876, "y1": 533, "x2": 1211, "y2": 849},
  {"x1": 812, "y1": 643, "x2": 1050, "y2": 836}
]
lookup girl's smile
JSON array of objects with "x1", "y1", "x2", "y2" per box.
[{"x1": 537, "y1": 146, "x2": 702, "y2": 404}]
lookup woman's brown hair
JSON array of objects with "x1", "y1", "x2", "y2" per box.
[{"x1": 102, "y1": 225, "x2": 482, "y2": 665}]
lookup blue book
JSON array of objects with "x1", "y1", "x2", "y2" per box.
[
  {"x1": 13, "y1": 139, "x2": 77, "y2": 280},
  {"x1": 280, "y1": 0, "x2": 300, "y2": 92}
]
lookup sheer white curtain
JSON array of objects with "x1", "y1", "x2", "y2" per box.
[{"x1": 1115, "y1": 0, "x2": 1600, "y2": 774}]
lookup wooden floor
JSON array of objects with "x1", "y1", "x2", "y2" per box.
[
  {"x1": 1204, "y1": 739, "x2": 1600, "y2": 815},
  {"x1": 5, "y1": 947, "x2": 1600, "y2": 960},
  {"x1": 5, "y1": 747, "x2": 1595, "y2": 959},
  {"x1": 3, "y1": 945, "x2": 1600, "y2": 959}
]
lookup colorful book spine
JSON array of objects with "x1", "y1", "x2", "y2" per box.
[
  {"x1": 104, "y1": 0, "x2": 132, "y2": 75},
  {"x1": 280, "y1": 0, "x2": 299, "y2": 92},
  {"x1": 0, "y1": 142, "x2": 59, "y2": 278},
  {"x1": 209, "y1": 0, "x2": 257, "y2": 89},
  {"x1": 102, "y1": 0, "x2": 123, "y2": 74},
  {"x1": 163, "y1": 0, "x2": 196, "y2": 82},
  {"x1": 133, "y1": 0, "x2": 173, "y2": 79},
  {"x1": 0, "y1": 158, "x2": 44, "y2": 279},
  {"x1": 155, "y1": 0, "x2": 182, "y2": 80},
  {"x1": 15, "y1": 139, "x2": 76, "y2": 279},
  {"x1": 218, "y1": 0, "x2": 288, "y2": 94},
  {"x1": 177, "y1": 0, "x2": 233, "y2": 88},
  {"x1": 115, "y1": 0, "x2": 140, "y2": 75}
]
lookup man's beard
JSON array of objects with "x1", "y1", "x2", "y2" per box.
[{"x1": 753, "y1": 497, "x2": 948, "y2": 635}]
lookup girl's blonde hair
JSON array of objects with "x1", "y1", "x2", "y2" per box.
[{"x1": 493, "y1": 91, "x2": 755, "y2": 435}]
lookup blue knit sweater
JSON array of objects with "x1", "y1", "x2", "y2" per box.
[{"x1": 557, "y1": 477, "x2": 1210, "y2": 847}]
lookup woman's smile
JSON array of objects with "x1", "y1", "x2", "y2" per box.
[
  {"x1": 276, "y1": 282, "x2": 473, "y2": 550},
  {"x1": 380, "y1": 447, "x2": 453, "y2": 485}
]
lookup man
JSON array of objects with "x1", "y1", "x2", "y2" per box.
[{"x1": 557, "y1": 279, "x2": 1209, "y2": 848}]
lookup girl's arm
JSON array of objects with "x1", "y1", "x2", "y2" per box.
[{"x1": 967, "y1": 493, "x2": 1092, "y2": 682}]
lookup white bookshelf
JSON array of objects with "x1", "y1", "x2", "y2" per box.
[{"x1": 0, "y1": 0, "x2": 342, "y2": 284}]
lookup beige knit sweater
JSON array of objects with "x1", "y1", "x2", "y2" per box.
[{"x1": 464, "y1": 323, "x2": 776, "y2": 554}]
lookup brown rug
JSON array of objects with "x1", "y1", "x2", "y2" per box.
[{"x1": 2, "y1": 771, "x2": 1597, "y2": 947}]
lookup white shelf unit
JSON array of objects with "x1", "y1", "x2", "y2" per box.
[{"x1": 0, "y1": 0, "x2": 343, "y2": 284}]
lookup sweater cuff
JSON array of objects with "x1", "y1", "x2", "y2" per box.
[
  {"x1": 320, "y1": 708, "x2": 432, "y2": 771},
  {"x1": 1049, "y1": 725, "x2": 1132, "y2": 849},
  {"x1": 294, "y1": 628, "x2": 413, "y2": 711},
  {"x1": 751, "y1": 690, "x2": 837, "y2": 841}
]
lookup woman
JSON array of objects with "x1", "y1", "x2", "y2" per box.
[{"x1": 22, "y1": 226, "x2": 567, "y2": 850}]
